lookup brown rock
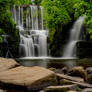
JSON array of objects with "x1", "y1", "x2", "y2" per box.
[
  {"x1": 56, "y1": 73, "x2": 84, "y2": 82},
  {"x1": 0, "y1": 89, "x2": 4, "y2": 92},
  {"x1": 49, "y1": 67, "x2": 56, "y2": 71},
  {"x1": 86, "y1": 67, "x2": 92, "y2": 75},
  {"x1": 54, "y1": 67, "x2": 68, "y2": 74},
  {"x1": 0, "y1": 58, "x2": 19, "y2": 72},
  {"x1": 81, "y1": 88, "x2": 92, "y2": 92},
  {"x1": 68, "y1": 66, "x2": 88, "y2": 81},
  {"x1": 66, "y1": 81, "x2": 92, "y2": 88},
  {"x1": 87, "y1": 74, "x2": 92, "y2": 84},
  {"x1": 68, "y1": 90, "x2": 77, "y2": 92},
  {"x1": 86, "y1": 67, "x2": 92, "y2": 84},
  {"x1": 40, "y1": 90, "x2": 45, "y2": 92},
  {"x1": 56, "y1": 73, "x2": 92, "y2": 88},
  {"x1": 60, "y1": 79, "x2": 74, "y2": 85},
  {"x1": 44, "y1": 85, "x2": 77, "y2": 92},
  {"x1": 0, "y1": 66, "x2": 57, "y2": 90}
]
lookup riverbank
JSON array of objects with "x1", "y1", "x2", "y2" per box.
[{"x1": 0, "y1": 58, "x2": 92, "y2": 92}]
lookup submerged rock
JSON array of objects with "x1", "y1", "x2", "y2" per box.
[{"x1": 68, "y1": 66, "x2": 88, "y2": 81}]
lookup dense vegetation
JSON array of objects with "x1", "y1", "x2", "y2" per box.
[
  {"x1": 0, "y1": 0, "x2": 32, "y2": 57},
  {"x1": 41, "y1": 0, "x2": 92, "y2": 56},
  {"x1": 0, "y1": 0, "x2": 92, "y2": 57},
  {"x1": 42, "y1": 0, "x2": 92, "y2": 40}
]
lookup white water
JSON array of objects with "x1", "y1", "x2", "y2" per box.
[
  {"x1": 12, "y1": 5, "x2": 48, "y2": 57},
  {"x1": 63, "y1": 16, "x2": 85, "y2": 58}
]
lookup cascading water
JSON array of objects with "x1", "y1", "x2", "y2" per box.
[
  {"x1": 62, "y1": 16, "x2": 85, "y2": 58},
  {"x1": 11, "y1": 5, "x2": 48, "y2": 57}
]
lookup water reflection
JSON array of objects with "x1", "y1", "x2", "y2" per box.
[
  {"x1": 64, "y1": 60, "x2": 76, "y2": 69},
  {"x1": 17, "y1": 59, "x2": 92, "y2": 68}
]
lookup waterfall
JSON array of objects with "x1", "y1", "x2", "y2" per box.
[
  {"x1": 62, "y1": 16, "x2": 85, "y2": 58},
  {"x1": 12, "y1": 5, "x2": 48, "y2": 57}
]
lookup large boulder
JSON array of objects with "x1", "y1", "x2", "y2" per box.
[
  {"x1": 0, "y1": 66, "x2": 57, "y2": 91},
  {"x1": 68, "y1": 66, "x2": 88, "y2": 81},
  {"x1": 0, "y1": 58, "x2": 19, "y2": 72}
]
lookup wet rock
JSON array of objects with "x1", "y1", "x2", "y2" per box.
[
  {"x1": 86, "y1": 67, "x2": 92, "y2": 84},
  {"x1": 60, "y1": 79, "x2": 74, "y2": 85},
  {"x1": 81, "y1": 88, "x2": 92, "y2": 92},
  {"x1": 0, "y1": 89, "x2": 4, "y2": 92},
  {"x1": 56, "y1": 73, "x2": 92, "y2": 88},
  {"x1": 67, "y1": 90, "x2": 78, "y2": 92},
  {"x1": 68, "y1": 66, "x2": 88, "y2": 81},
  {"x1": 87, "y1": 74, "x2": 92, "y2": 84},
  {"x1": 49, "y1": 67, "x2": 56, "y2": 71},
  {"x1": 40, "y1": 90, "x2": 45, "y2": 92},
  {"x1": 56, "y1": 73, "x2": 84, "y2": 82},
  {"x1": 61, "y1": 67, "x2": 68, "y2": 74},
  {"x1": 0, "y1": 58, "x2": 20, "y2": 72},
  {"x1": 0, "y1": 66, "x2": 57, "y2": 90},
  {"x1": 54, "y1": 67, "x2": 68, "y2": 74},
  {"x1": 54, "y1": 69, "x2": 64, "y2": 74},
  {"x1": 86, "y1": 67, "x2": 92, "y2": 75},
  {"x1": 44, "y1": 85, "x2": 77, "y2": 92},
  {"x1": 61, "y1": 80, "x2": 92, "y2": 88}
]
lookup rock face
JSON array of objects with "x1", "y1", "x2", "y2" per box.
[
  {"x1": 0, "y1": 58, "x2": 19, "y2": 72},
  {"x1": 68, "y1": 66, "x2": 88, "y2": 81}
]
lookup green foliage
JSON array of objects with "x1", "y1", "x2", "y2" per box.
[
  {"x1": 73, "y1": 0, "x2": 92, "y2": 39},
  {"x1": 42, "y1": 0, "x2": 73, "y2": 28},
  {"x1": 0, "y1": 0, "x2": 32, "y2": 57},
  {"x1": 0, "y1": 36, "x2": 2, "y2": 43},
  {"x1": 42, "y1": 0, "x2": 92, "y2": 40},
  {"x1": 15, "y1": 0, "x2": 32, "y2": 5},
  {"x1": 33, "y1": 0, "x2": 42, "y2": 5}
]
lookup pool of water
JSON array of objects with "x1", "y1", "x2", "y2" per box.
[{"x1": 16, "y1": 58, "x2": 92, "y2": 69}]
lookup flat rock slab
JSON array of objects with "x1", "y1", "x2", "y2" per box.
[
  {"x1": 44, "y1": 85, "x2": 77, "y2": 92},
  {"x1": 0, "y1": 66, "x2": 57, "y2": 89},
  {"x1": 56, "y1": 73, "x2": 84, "y2": 82},
  {"x1": 0, "y1": 58, "x2": 19, "y2": 72},
  {"x1": 82, "y1": 88, "x2": 92, "y2": 92}
]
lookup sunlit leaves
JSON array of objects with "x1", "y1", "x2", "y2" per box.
[{"x1": 42, "y1": 0, "x2": 72, "y2": 28}]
